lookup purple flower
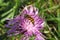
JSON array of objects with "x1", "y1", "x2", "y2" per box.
[{"x1": 5, "y1": 5, "x2": 45, "y2": 40}]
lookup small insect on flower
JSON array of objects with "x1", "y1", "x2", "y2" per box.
[
  {"x1": 24, "y1": 14, "x2": 34, "y2": 24},
  {"x1": 5, "y1": 5, "x2": 45, "y2": 40}
]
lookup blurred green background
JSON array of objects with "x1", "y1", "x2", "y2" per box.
[{"x1": 0, "y1": 0, "x2": 60, "y2": 40}]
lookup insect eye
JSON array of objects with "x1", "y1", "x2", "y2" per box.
[{"x1": 24, "y1": 14, "x2": 30, "y2": 18}]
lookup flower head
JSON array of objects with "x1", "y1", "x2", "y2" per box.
[{"x1": 5, "y1": 5, "x2": 45, "y2": 40}]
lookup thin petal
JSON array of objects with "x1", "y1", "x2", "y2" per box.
[
  {"x1": 21, "y1": 35, "x2": 30, "y2": 40},
  {"x1": 35, "y1": 34, "x2": 45, "y2": 40}
]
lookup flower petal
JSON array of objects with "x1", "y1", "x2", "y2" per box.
[
  {"x1": 21, "y1": 35, "x2": 30, "y2": 40},
  {"x1": 35, "y1": 34, "x2": 45, "y2": 40}
]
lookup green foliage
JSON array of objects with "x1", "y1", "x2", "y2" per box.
[{"x1": 0, "y1": 0, "x2": 60, "y2": 40}]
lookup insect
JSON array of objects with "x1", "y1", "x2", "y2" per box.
[{"x1": 24, "y1": 14, "x2": 34, "y2": 24}]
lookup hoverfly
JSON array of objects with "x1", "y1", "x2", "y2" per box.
[{"x1": 24, "y1": 14, "x2": 34, "y2": 24}]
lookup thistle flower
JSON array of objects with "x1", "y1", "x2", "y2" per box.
[{"x1": 5, "y1": 5, "x2": 45, "y2": 40}]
